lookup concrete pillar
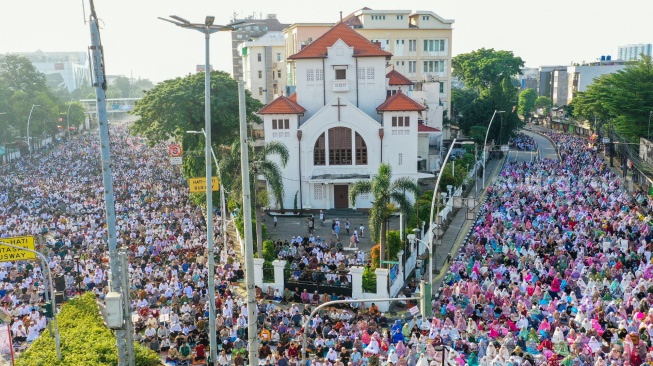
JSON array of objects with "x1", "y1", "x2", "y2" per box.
[
  {"x1": 397, "y1": 250, "x2": 404, "y2": 279},
  {"x1": 272, "y1": 260, "x2": 286, "y2": 292},
  {"x1": 253, "y1": 258, "x2": 265, "y2": 288},
  {"x1": 375, "y1": 268, "x2": 390, "y2": 311},
  {"x1": 349, "y1": 266, "x2": 365, "y2": 300}
]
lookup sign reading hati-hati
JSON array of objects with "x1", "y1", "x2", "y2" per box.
[
  {"x1": 0, "y1": 236, "x2": 36, "y2": 262},
  {"x1": 188, "y1": 177, "x2": 219, "y2": 193}
]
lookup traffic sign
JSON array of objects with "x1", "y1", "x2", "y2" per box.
[
  {"x1": 500, "y1": 145, "x2": 510, "y2": 152},
  {"x1": 189, "y1": 177, "x2": 219, "y2": 193},
  {"x1": 380, "y1": 260, "x2": 399, "y2": 265},
  {"x1": 0, "y1": 236, "x2": 36, "y2": 262},
  {"x1": 409, "y1": 305, "x2": 420, "y2": 316},
  {"x1": 170, "y1": 157, "x2": 182, "y2": 165},
  {"x1": 168, "y1": 144, "x2": 182, "y2": 157}
]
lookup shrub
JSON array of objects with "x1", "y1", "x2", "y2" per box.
[
  {"x1": 17, "y1": 293, "x2": 159, "y2": 366},
  {"x1": 362, "y1": 266, "x2": 377, "y2": 293},
  {"x1": 262, "y1": 240, "x2": 276, "y2": 262}
]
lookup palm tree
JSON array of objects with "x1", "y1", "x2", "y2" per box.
[
  {"x1": 220, "y1": 140, "x2": 289, "y2": 258},
  {"x1": 349, "y1": 164, "x2": 420, "y2": 266}
]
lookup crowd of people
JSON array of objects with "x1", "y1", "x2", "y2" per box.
[
  {"x1": 509, "y1": 133, "x2": 537, "y2": 151},
  {"x1": 5, "y1": 120, "x2": 653, "y2": 366}
]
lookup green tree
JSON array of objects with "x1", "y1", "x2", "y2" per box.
[
  {"x1": 570, "y1": 56, "x2": 653, "y2": 141},
  {"x1": 438, "y1": 160, "x2": 467, "y2": 192},
  {"x1": 349, "y1": 164, "x2": 420, "y2": 266},
  {"x1": 535, "y1": 96, "x2": 553, "y2": 111},
  {"x1": 518, "y1": 88, "x2": 537, "y2": 119},
  {"x1": 129, "y1": 71, "x2": 262, "y2": 149},
  {"x1": 452, "y1": 48, "x2": 524, "y2": 93},
  {"x1": 220, "y1": 140, "x2": 289, "y2": 257},
  {"x1": 112, "y1": 76, "x2": 132, "y2": 98},
  {"x1": 60, "y1": 101, "x2": 86, "y2": 133},
  {"x1": 0, "y1": 55, "x2": 47, "y2": 95}
]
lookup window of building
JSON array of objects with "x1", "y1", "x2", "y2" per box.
[
  {"x1": 439, "y1": 83, "x2": 445, "y2": 94},
  {"x1": 357, "y1": 67, "x2": 365, "y2": 80},
  {"x1": 316, "y1": 69, "x2": 323, "y2": 81},
  {"x1": 408, "y1": 61, "x2": 417, "y2": 74},
  {"x1": 335, "y1": 69, "x2": 346, "y2": 80},
  {"x1": 409, "y1": 39, "x2": 417, "y2": 52},
  {"x1": 396, "y1": 61, "x2": 405, "y2": 67},
  {"x1": 272, "y1": 119, "x2": 290, "y2": 130},
  {"x1": 258, "y1": 70, "x2": 262, "y2": 79},
  {"x1": 329, "y1": 127, "x2": 352, "y2": 165},
  {"x1": 258, "y1": 87, "x2": 263, "y2": 96},
  {"x1": 314, "y1": 133, "x2": 326, "y2": 165},
  {"x1": 396, "y1": 39, "x2": 404, "y2": 45},
  {"x1": 423, "y1": 39, "x2": 446, "y2": 52},
  {"x1": 257, "y1": 53, "x2": 262, "y2": 62},
  {"x1": 391, "y1": 116, "x2": 410, "y2": 127},
  {"x1": 423, "y1": 60, "x2": 445, "y2": 73},
  {"x1": 398, "y1": 153, "x2": 403, "y2": 165},
  {"x1": 397, "y1": 15, "x2": 404, "y2": 20},
  {"x1": 276, "y1": 53, "x2": 281, "y2": 62},
  {"x1": 371, "y1": 15, "x2": 386, "y2": 20},
  {"x1": 422, "y1": 15, "x2": 429, "y2": 21},
  {"x1": 314, "y1": 185, "x2": 324, "y2": 200},
  {"x1": 278, "y1": 70, "x2": 282, "y2": 78},
  {"x1": 273, "y1": 85, "x2": 278, "y2": 95},
  {"x1": 355, "y1": 132, "x2": 367, "y2": 165},
  {"x1": 307, "y1": 69, "x2": 315, "y2": 81},
  {"x1": 366, "y1": 67, "x2": 374, "y2": 80}
]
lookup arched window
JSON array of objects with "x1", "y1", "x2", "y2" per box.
[
  {"x1": 355, "y1": 132, "x2": 367, "y2": 165},
  {"x1": 314, "y1": 133, "x2": 326, "y2": 165},
  {"x1": 329, "y1": 127, "x2": 352, "y2": 165}
]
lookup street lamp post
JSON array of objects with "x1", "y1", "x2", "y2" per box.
[
  {"x1": 27, "y1": 104, "x2": 40, "y2": 156},
  {"x1": 0, "y1": 112, "x2": 6, "y2": 164},
  {"x1": 159, "y1": 15, "x2": 243, "y2": 364},
  {"x1": 66, "y1": 99, "x2": 73, "y2": 140},
  {"x1": 482, "y1": 110, "x2": 505, "y2": 187},
  {"x1": 648, "y1": 111, "x2": 653, "y2": 139}
]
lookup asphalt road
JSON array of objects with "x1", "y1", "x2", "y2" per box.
[{"x1": 524, "y1": 129, "x2": 559, "y2": 160}]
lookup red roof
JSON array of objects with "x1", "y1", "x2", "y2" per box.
[
  {"x1": 386, "y1": 69, "x2": 413, "y2": 85},
  {"x1": 288, "y1": 92, "x2": 297, "y2": 102},
  {"x1": 289, "y1": 22, "x2": 392, "y2": 59},
  {"x1": 418, "y1": 124, "x2": 441, "y2": 133},
  {"x1": 258, "y1": 95, "x2": 306, "y2": 115},
  {"x1": 376, "y1": 90, "x2": 426, "y2": 112}
]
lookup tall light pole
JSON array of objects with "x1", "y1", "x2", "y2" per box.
[
  {"x1": 66, "y1": 99, "x2": 73, "y2": 140},
  {"x1": 482, "y1": 110, "x2": 504, "y2": 187},
  {"x1": 0, "y1": 112, "x2": 6, "y2": 164},
  {"x1": 27, "y1": 104, "x2": 40, "y2": 156},
  {"x1": 158, "y1": 15, "x2": 243, "y2": 364},
  {"x1": 648, "y1": 111, "x2": 653, "y2": 139}
]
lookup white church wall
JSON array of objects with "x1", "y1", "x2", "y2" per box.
[{"x1": 295, "y1": 59, "x2": 325, "y2": 121}]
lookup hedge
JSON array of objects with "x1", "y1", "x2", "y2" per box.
[{"x1": 17, "y1": 293, "x2": 159, "y2": 366}]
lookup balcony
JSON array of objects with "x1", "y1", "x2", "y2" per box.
[{"x1": 332, "y1": 80, "x2": 349, "y2": 92}]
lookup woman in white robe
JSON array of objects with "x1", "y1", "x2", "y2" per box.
[
  {"x1": 416, "y1": 353, "x2": 429, "y2": 366},
  {"x1": 365, "y1": 337, "x2": 379, "y2": 355}
]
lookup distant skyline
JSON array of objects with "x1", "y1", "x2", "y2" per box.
[{"x1": 1, "y1": 0, "x2": 650, "y2": 83}]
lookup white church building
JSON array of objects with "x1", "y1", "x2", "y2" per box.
[{"x1": 258, "y1": 22, "x2": 437, "y2": 210}]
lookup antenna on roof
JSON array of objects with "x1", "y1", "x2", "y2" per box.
[{"x1": 340, "y1": 11, "x2": 343, "y2": 22}]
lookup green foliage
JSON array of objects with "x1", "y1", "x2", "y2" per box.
[
  {"x1": 570, "y1": 56, "x2": 653, "y2": 141},
  {"x1": 438, "y1": 161, "x2": 468, "y2": 192},
  {"x1": 386, "y1": 230, "x2": 402, "y2": 262},
  {"x1": 17, "y1": 293, "x2": 159, "y2": 366},
  {"x1": 350, "y1": 164, "x2": 420, "y2": 263},
  {"x1": 262, "y1": 240, "x2": 276, "y2": 262},
  {"x1": 469, "y1": 125, "x2": 487, "y2": 144},
  {"x1": 535, "y1": 96, "x2": 553, "y2": 111},
  {"x1": 452, "y1": 48, "x2": 525, "y2": 92},
  {"x1": 362, "y1": 265, "x2": 377, "y2": 293},
  {"x1": 407, "y1": 191, "x2": 434, "y2": 230},
  {"x1": 293, "y1": 191, "x2": 299, "y2": 212},
  {"x1": 129, "y1": 71, "x2": 263, "y2": 179},
  {"x1": 518, "y1": 88, "x2": 537, "y2": 117}
]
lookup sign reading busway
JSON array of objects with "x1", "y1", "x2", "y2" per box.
[
  {"x1": 189, "y1": 177, "x2": 219, "y2": 193},
  {"x1": 0, "y1": 236, "x2": 36, "y2": 262}
]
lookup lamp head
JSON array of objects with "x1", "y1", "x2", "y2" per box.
[{"x1": 205, "y1": 16, "x2": 215, "y2": 26}]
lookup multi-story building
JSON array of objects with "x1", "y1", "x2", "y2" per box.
[
  {"x1": 10, "y1": 51, "x2": 90, "y2": 92},
  {"x1": 618, "y1": 43, "x2": 652, "y2": 61},
  {"x1": 257, "y1": 22, "x2": 439, "y2": 209},
  {"x1": 230, "y1": 13, "x2": 289, "y2": 82},
  {"x1": 566, "y1": 63, "x2": 627, "y2": 104},
  {"x1": 343, "y1": 9, "x2": 454, "y2": 117},
  {"x1": 551, "y1": 69, "x2": 569, "y2": 106},
  {"x1": 238, "y1": 32, "x2": 286, "y2": 105}
]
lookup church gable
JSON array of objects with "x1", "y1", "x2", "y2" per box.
[{"x1": 300, "y1": 96, "x2": 380, "y2": 129}]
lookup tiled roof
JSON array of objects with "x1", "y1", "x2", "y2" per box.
[
  {"x1": 258, "y1": 95, "x2": 306, "y2": 115},
  {"x1": 418, "y1": 124, "x2": 441, "y2": 133},
  {"x1": 288, "y1": 92, "x2": 297, "y2": 102},
  {"x1": 289, "y1": 22, "x2": 392, "y2": 59},
  {"x1": 386, "y1": 69, "x2": 414, "y2": 85},
  {"x1": 376, "y1": 90, "x2": 426, "y2": 112}
]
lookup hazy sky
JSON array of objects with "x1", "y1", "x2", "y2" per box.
[{"x1": 1, "y1": 0, "x2": 650, "y2": 83}]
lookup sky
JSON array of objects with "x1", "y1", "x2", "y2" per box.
[{"x1": 0, "y1": 0, "x2": 651, "y2": 83}]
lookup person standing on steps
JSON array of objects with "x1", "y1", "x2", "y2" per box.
[
  {"x1": 274, "y1": 215, "x2": 278, "y2": 228},
  {"x1": 359, "y1": 224, "x2": 365, "y2": 238},
  {"x1": 345, "y1": 219, "x2": 350, "y2": 235},
  {"x1": 319, "y1": 210, "x2": 325, "y2": 226}
]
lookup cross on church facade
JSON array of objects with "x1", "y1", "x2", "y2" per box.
[{"x1": 331, "y1": 98, "x2": 346, "y2": 121}]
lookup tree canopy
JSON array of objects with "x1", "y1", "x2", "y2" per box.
[
  {"x1": 129, "y1": 71, "x2": 263, "y2": 151},
  {"x1": 451, "y1": 49, "x2": 525, "y2": 144},
  {"x1": 518, "y1": 88, "x2": 537, "y2": 118},
  {"x1": 570, "y1": 56, "x2": 653, "y2": 141}
]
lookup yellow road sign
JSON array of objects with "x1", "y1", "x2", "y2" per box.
[
  {"x1": 189, "y1": 177, "x2": 219, "y2": 193},
  {"x1": 0, "y1": 236, "x2": 36, "y2": 262}
]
